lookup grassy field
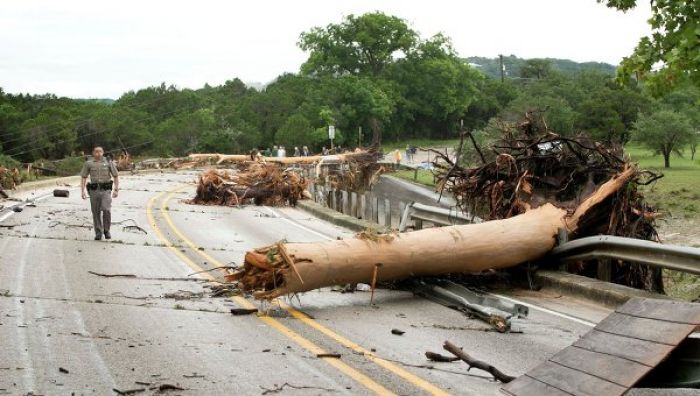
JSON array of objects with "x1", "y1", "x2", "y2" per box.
[
  {"x1": 393, "y1": 168, "x2": 437, "y2": 187},
  {"x1": 625, "y1": 144, "x2": 700, "y2": 217}
]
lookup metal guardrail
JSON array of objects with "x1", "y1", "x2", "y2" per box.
[
  {"x1": 398, "y1": 202, "x2": 476, "y2": 232},
  {"x1": 550, "y1": 235, "x2": 700, "y2": 275},
  {"x1": 397, "y1": 202, "x2": 700, "y2": 275}
]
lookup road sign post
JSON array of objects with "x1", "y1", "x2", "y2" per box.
[{"x1": 328, "y1": 125, "x2": 335, "y2": 151}]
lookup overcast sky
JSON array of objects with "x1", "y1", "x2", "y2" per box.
[{"x1": 0, "y1": 0, "x2": 652, "y2": 99}]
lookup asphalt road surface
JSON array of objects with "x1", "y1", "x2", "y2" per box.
[{"x1": 0, "y1": 171, "x2": 614, "y2": 395}]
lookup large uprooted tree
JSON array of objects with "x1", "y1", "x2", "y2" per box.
[{"x1": 228, "y1": 112, "x2": 663, "y2": 299}]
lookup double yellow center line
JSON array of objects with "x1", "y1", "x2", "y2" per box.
[{"x1": 146, "y1": 186, "x2": 449, "y2": 396}]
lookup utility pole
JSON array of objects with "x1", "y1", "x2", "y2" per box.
[
  {"x1": 358, "y1": 126, "x2": 362, "y2": 148},
  {"x1": 499, "y1": 54, "x2": 505, "y2": 83}
]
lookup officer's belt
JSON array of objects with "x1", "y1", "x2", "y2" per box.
[{"x1": 87, "y1": 181, "x2": 113, "y2": 191}]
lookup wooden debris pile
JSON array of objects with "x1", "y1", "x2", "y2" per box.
[
  {"x1": 431, "y1": 111, "x2": 662, "y2": 291},
  {"x1": 116, "y1": 153, "x2": 133, "y2": 171},
  {"x1": 227, "y1": 113, "x2": 663, "y2": 299},
  {"x1": 0, "y1": 166, "x2": 21, "y2": 192},
  {"x1": 314, "y1": 147, "x2": 387, "y2": 192},
  {"x1": 190, "y1": 163, "x2": 310, "y2": 207}
]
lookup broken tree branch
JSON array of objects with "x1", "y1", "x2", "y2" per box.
[
  {"x1": 443, "y1": 340, "x2": 515, "y2": 383},
  {"x1": 425, "y1": 351, "x2": 460, "y2": 362}
]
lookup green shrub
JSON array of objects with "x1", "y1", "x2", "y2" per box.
[{"x1": 0, "y1": 154, "x2": 21, "y2": 168}]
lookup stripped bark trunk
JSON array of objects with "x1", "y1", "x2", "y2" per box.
[
  {"x1": 229, "y1": 167, "x2": 636, "y2": 299},
  {"x1": 189, "y1": 151, "x2": 374, "y2": 165}
]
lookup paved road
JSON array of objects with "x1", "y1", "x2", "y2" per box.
[{"x1": 0, "y1": 171, "x2": 613, "y2": 395}]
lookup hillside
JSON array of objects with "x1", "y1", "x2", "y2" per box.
[{"x1": 465, "y1": 55, "x2": 617, "y2": 79}]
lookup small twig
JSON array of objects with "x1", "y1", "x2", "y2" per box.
[
  {"x1": 260, "y1": 382, "x2": 336, "y2": 395},
  {"x1": 187, "y1": 265, "x2": 237, "y2": 276},
  {"x1": 88, "y1": 271, "x2": 137, "y2": 278},
  {"x1": 122, "y1": 225, "x2": 148, "y2": 235},
  {"x1": 152, "y1": 383, "x2": 185, "y2": 392},
  {"x1": 112, "y1": 388, "x2": 146, "y2": 395}
]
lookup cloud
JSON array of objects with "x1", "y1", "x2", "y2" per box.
[{"x1": 0, "y1": 0, "x2": 651, "y2": 98}]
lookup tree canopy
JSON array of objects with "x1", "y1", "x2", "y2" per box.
[{"x1": 599, "y1": 0, "x2": 700, "y2": 95}]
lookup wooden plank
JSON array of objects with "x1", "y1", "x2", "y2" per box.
[
  {"x1": 573, "y1": 330, "x2": 674, "y2": 366},
  {"x1": 616, "y1": 297, "x2": 700, "y2": 325},
  {"x1": 549, "y1": 346, "x2": 650, "y2": 387},
  {"x1": 501, "y1": 375, "x2": 574, "y2": 396},
  {"x1": 527, "y1": 361, "x2": 626, "y2": 396},
  {"x1": 596, "y1": 312, "x2": 697, "y2": 345}
]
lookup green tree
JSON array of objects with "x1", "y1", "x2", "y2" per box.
[
  {"x1": 599, "y1": 0, "x2": 700, "y2": 95},
  {"x1": 660, "y1": 83, "x2": 700, "y2": 159},
  {"x1": 389, "y1": 34, "x2": 482, "y2": 139},
  {"x1": 299, "y1": 12, "x2": 417, "y2": 77},
  {"x1": 154, "y1": 109, "x2": 217, "y2": 156},
  {"x1": 633, "y1": 109, "x2": 695, "y2": 168},
  {"x1": 275, "y1": 113, "x2": 313, "y2": 148},
  {"x1": 520, "y1": 59, "x2": 552, "y2": 79}
]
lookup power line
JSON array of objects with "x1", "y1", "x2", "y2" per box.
[{"x1": 4, "y1": 104, "x2": 198, "y2": 158}]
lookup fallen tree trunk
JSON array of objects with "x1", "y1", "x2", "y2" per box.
[
  {"x1": 228, "y1": 167, "x2": 635, "y2": 299},
  {"x1": 189, "y1": 150, "x2": 376, "y2": 166}
]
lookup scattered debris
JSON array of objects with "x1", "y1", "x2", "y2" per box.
[
  {"x1": 260, "y1": 382, "x2": 336, "y2": 395},
  {"x1": 116, "y1": 152, "x2": 134, "y2": 171},
  {"x1": 88, "y1": 271, "x2": 137, "y2": 278},
  {"x1": 113, "y1": 219, "x2": 148, "y2": 235},
  {"x1": 230, "y1": 308, "x2": 258, "y2": 316},
  {"x1": 316, "y1": 353, "x2": 341, "y2": 359},
  {"x1": 53, "y1": 189, "x2": 70, "y2": 198},
  {"x1": 112, "y1": 388, "x2": 145, "y2": 395},
  {"x1": 0, "y1": 167, "x2": 20, "y2": 191},
  {"x1": 162, "y1": 290, "x2": 204, "y2": 300},
  {"x1": 443, "y1": 341, "x2": 515, "y2": 383},
  {"x1": 122, "y1": 225, "x2": 147, "y2": 234},
  {"x1": 86, "y1": 271, "x2": 208, "y2": 283}
]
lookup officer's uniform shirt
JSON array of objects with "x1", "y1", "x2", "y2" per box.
[{"x1": 80, "y1": 158, "x2": 118, "y2": 183}]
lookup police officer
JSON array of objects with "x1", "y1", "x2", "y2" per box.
[{"x1": 80, "y1": 146, "x2": 119, "y2": 240}]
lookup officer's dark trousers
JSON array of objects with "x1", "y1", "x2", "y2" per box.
[{"x1": 89, "y1": 189, "x2": 112, "y2": 235}]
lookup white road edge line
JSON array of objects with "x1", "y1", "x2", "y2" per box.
[
  {"x1": 488, "y1": 292, "x2": 597, "y2": 327},
  {"x1": 266, "y1": 205, "x2": 600, "y2": 328}
]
